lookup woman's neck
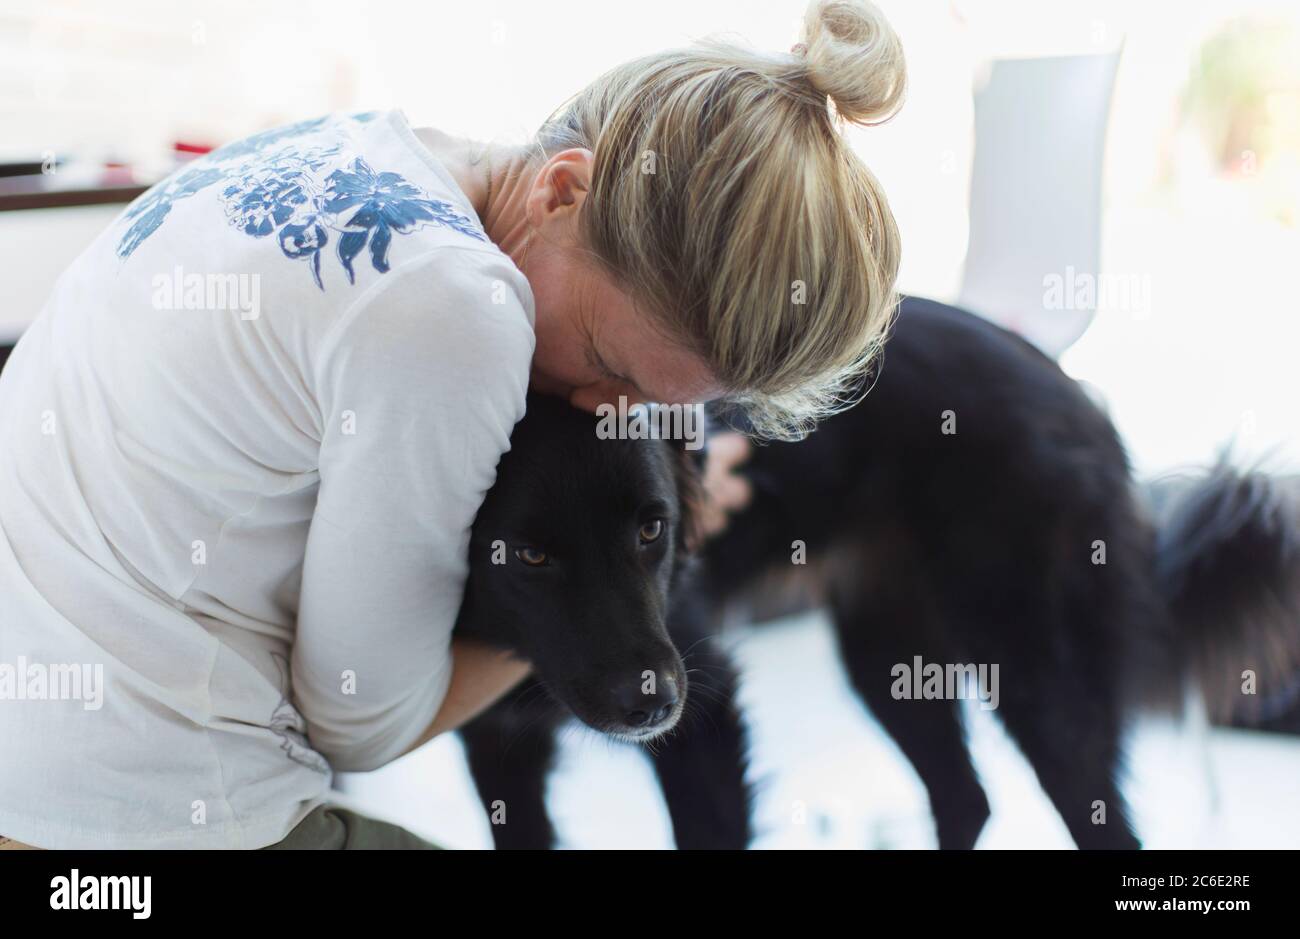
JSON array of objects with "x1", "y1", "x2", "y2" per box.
[{"x1": 411, "y1": 126, "x2": 534, "y2": 266}]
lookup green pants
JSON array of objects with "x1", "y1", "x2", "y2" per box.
[{"x1": 265, "y1": 805, "x2": 441, "y2": 850}]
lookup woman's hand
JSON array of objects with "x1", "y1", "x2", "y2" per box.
[{"x1": 696, "y1": 431, "x2": 753, "y2": 540}]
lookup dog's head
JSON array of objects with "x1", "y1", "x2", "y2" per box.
[{"x1": 457, "y1": 394, "x2": 702, "y2": 740}]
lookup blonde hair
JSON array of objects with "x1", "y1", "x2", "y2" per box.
[{"x1": 537, "y1": 0, "x2": 906, "y2": 439}]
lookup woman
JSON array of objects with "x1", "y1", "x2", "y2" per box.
[{"x1": 0, "y1": 0, "x2": 904, "y2": 848}]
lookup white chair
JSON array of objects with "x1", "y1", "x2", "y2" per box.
[{"x1": 957, "y1": 50, "x2": 1122, "y2": 358}]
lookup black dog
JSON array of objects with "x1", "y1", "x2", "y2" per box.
[
  {"x1": 693, "y1": 296, "x2": 1299, "y2": 849},
  {"x1": 457, "y1": 297, "x2": 1299, "y2": 850},
  {"x1": 454, "y1": 394, "x2": 751, "y2": 849}
]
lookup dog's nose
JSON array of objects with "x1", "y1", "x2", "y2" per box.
[{"x1": 615, "y1": 672, "x2": 679, "y2": 729}]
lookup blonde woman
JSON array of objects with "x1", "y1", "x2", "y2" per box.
[{"x1": 0, "y1": 0, "x2": 904, "y2": 848}]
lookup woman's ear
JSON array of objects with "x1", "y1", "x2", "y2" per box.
[{"x1": 527, "y1": 148, "x2": 594, "y2": 226}]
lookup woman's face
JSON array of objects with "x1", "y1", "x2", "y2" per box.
[
  {"x1": 527, "y1": 243, "x2": 721, "y2": 412},
  {"x1": 513, "y1": 148, "x2": 722, "y2": 412}
]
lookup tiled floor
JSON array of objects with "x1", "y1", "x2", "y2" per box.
[{"x1": 338, "y1": 611, "x2": 1300, "y2": 849}]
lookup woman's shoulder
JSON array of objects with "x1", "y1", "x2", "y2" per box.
[
  {"x1": 362, "y1": 242, "x2": 534, "y2": 337},
  {"x1": 317, "y1": 243, "x2": 535, "y2": 391}
]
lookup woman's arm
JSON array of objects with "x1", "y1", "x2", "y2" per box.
[
  {"x1": 400, "y1": 639, "x2": 532, "y2": 755},
  {"x1": 293, "y1": 249, "x2": 534, "y2": 773}
]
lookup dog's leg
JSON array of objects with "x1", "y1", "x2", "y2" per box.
[
  {"x1": 647, "y1": 606, "x2": 752, "y2": 849},
  {"x1": 831, "y1": 591, "x2": 991, "y2": 850},
  {"x1": 953, "y1": 528, "x2": 1144, "y2": 850},
  {"x1": 993, "y1": 677, "x2": 1140, "y2": 849},
  {"x1": 459, "y1": 691, "x2": 560, "y2": 850}
]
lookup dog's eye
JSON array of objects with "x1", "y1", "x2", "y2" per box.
[
  {"x1": 515, "y1": 546, "x2": 548, "y2": 566},
  {"x1": 638, "y1": 519, "x2": 665, "y2": 544}
]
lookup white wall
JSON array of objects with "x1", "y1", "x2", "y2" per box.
[{"x1": 0, "y1": 205, "x2": 118, "y2": 344}]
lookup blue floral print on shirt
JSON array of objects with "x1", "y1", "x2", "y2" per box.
[{"x1": 115, "y1": 112, "x2": 484, "y2": 289}]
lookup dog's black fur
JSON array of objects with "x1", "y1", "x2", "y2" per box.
[
  {"x1": 453, "y1": 394, "x2": 751, "y2": 849},
  {"x1": 455, "y1": 296, "x2": 1299, "y2": 850},
  {"x1": 692, "y1": 298, "x2": 1295, "y2": 849}
]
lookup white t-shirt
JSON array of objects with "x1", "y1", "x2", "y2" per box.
[{"x1": 0, "y1": 110, "x2": 534, "y2": 848}]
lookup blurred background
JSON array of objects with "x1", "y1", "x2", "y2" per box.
[{"x1": 3, "y1": 0, "x2": 1298, "y2": 847}]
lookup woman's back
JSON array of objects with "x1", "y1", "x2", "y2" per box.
[{"x1": 0, "y1": 110, "x2": 535, "y2": 848}]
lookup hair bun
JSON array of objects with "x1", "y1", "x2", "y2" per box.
[{"x1": 799, "y1": 0, "x2": 906, "y2": 125}]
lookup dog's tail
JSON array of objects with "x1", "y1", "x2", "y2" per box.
[{"x1": 1147, "y1": 461, "x2": 1300, "y2": 720}]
